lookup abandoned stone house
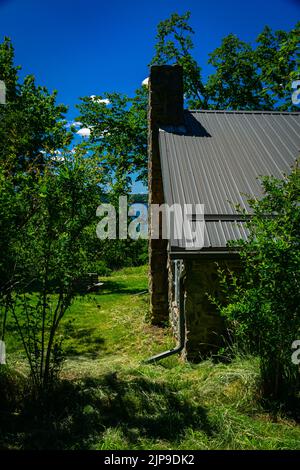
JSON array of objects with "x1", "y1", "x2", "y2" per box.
[{"x1": 148, "y1": 64, "x2": 300, "y2": 362}]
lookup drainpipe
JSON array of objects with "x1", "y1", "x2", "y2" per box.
[{"x1": 144, "y1": 265, "x2": 186, "y2": 364}]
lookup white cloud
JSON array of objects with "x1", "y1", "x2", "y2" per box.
[
  {"x1": 90, "y1": 95, "x2": 110, "y2": 105},
  {"x1": 72, "y1": 121, "x2": 83, "y2": 128},
  {"x1": 76, "y1": 127, "x2": 91, "y2": 137},
  {"x1": 142, "y1": 77, "x2": 149, "y2": 87},
  {"x1": 65, "y1": 121, "x2": 82, "y2": 129}
]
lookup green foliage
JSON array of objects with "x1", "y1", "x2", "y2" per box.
[
  {"x1": 0, "y1": 36, "x2": 147, "y2": 380},
  {"x1": 77, "y1": 13, "x2": 299, "y2": 186},
  {"x1": 0, "y1": 37, "x2": 106, "y2": 390},
  {"x1": 95, "y1": 239, "x2": 148, "y2": 270},
  {"x1": 255, "y1": 23, "x2": 300, "y2": 110},
  {"x1": 0, "y1": 37, "x2": 19, "y2": 101},
  {"x1": 0, "y1": 166, "x2": 27, "y2": 288},
  {"x1": 207, "y1": 34, "x2": 272, "y2": 110},
  {"x1": 8, "y1": 152, "x2": 103, "y2": 390},
  {"x1": 216, "y1": 162, "x2": 300, "y2": 402},
  {"x1": 0, "y1": 37, "x2": 71, "y2": 176},
  {"x1": 150, "y1": 11, "x2": 208, "y2": 108},
  {"x1": 76, "y1": 87, "x2": 148, "y2": 188},
  {"x1": 208, "y1": 23, "x2": 300, "y2": 110},
  {"x1": 152, "y1": 13, "x2": 299, "y2": 111}
]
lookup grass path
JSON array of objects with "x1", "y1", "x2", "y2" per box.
[
  {"x1": 1, "y1": 266, "x2": 300, "y2": 450},
  {"x1": 62, "y1": 265, "x2": 174, "y2": 373}
]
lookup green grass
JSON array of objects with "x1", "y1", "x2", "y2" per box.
[
  {"x1": 62, "y1": 265, "x2": 174, "y2": 364},
  {"x1": 1, "y1": 265, "x2": 300, "y2": 450}
]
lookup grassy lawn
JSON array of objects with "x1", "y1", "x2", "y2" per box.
[{"x1": 1, "y1": 265, "x2": 300, "y2": 450}]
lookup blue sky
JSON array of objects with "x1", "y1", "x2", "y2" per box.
[{"x1": 0, "y1": 0, "x2": 299, "y2": 191}]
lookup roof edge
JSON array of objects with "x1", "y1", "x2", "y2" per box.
[{"x1": 187, "y1": 109, "x2": 300, "y2": 115}]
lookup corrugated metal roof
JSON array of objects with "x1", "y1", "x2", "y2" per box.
[
  {"x1": 159, "y1": 110, "x2": 300, "y2": 253},
  {"x1": 171, "y1": 220, "x2": 250, "y2": 251}
]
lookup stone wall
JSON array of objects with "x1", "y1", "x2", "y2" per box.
[
  {"x1": 167, "y1": 257, "x2": 240, "y2": 361},
  {"x1": 183, "y1": 258, "x2": 240, "y2": 361}
]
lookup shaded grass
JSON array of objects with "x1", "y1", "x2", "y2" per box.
[
  {"x1": 1, "y1": 266, "x2": 300, "y2": 450},
  {"x1": 61, "y1": 265, "x2": 172, "y2": 361},
  {"x1": 1, "y1": 359, "x2": 300, "y2": 450}
]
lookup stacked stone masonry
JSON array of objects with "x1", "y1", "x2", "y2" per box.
[{"x1": 148, "y1": 65, "x2": 184, "y2": 325}]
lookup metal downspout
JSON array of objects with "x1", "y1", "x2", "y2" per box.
[{"x1": 144, "y1": 266, "x2": 186, "y2": 364}]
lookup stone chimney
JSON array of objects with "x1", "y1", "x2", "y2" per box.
[{"x1": 148, "y1": 65, "x2": 184, "y2": 325}]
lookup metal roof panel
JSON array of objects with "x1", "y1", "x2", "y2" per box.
[{"x1": 159, "y1": 110, "x2": 300, "y2": 252}]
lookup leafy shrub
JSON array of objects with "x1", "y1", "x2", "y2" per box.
[
  {"x1": 1, "y1": 152, "x2": 103, "y2": 392},
  {"x1": 217, "y1": 162, "x2": 300, "y2": 403},
  {"x1": 0, "y1": 365, "x2": 25, "y2": 412},
  {"x1": 97, "y1": 239, "x2": 148, "y2": 270}
]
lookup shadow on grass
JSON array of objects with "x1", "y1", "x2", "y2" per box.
[
  {"x1": 0, "y1": 371, "x2": 216, "y2": 450},
  {"x1": 98, "y1": 279, "x2": 148, "y2": 296},
  {"x1": 62, "y1": 326, "x2": 106, "y2": 358}
]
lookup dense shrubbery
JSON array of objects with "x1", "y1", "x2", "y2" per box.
[
  {"x1": 95, "y1": 239, "x2": 148, "y2": 271},
  {"x1": 0, "y1": 152, "x2": 103, "y2": 389},
  {"x1": 0, "y1": 38, "x2": 149, "y2": 392},
  {"x1": 216, "y1": 162, "x2": 300, "y2": 404}
]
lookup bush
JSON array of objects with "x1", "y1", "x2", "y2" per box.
[
  {"x1": 217, "y1": 162, "x2": 300, "y2": 403},
  {"x1": 1, "y1": 152, "x2": 104, "y2": 392},
  {"x1": 89, "y1": 260, "x2": 112, "y2": 277},
  {"x1": 97, "y1": 239, "x2": 148, "y2": 270},
  {"x1": 0, "y1": 365, "x2": 25, "y2": 412}
]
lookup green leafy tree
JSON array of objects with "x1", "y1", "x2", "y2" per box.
[
  {"x1": 208, "y1": 23, "x2": 300, "y2": 110},
  {"x1": 216, "y1": 162, "x2": 300, "y2": 403},
  {"x1": 0, "y1": 37, "x2": 71, "y2": 176},
  {"x1": 255, "y1": 24, "x2": 300, "y2": 111},
  {"x1": 0, "y1": 37, "x2": 19, "y2": 101},
  {"x1": 0, "y1": 38, "x2": 105, "y2": 390},
  {"x1": 150, "y1": 11, "x2": 208, "y2": 108},
  {"x1": 76, "y1": 87, "x2": 148, "y2": 189},
  {"x1": 207, "y1": 34, "x2": 273, "y2": 110},
  {"x1": 0, "y1": 36, "x2": 73, "y2": 352},
  {"x1": 77, "y1": 13, "x2": 299, "y2": 186},
  {"x1": 0, "y1": 166, "x2": 27, "y2": 344},
  {"x1": 0, "y1": 156, "x2": 40, "y2": 347},
  {"x1": 10, "y1": 151, "x2": 103, "y2": 390}
]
